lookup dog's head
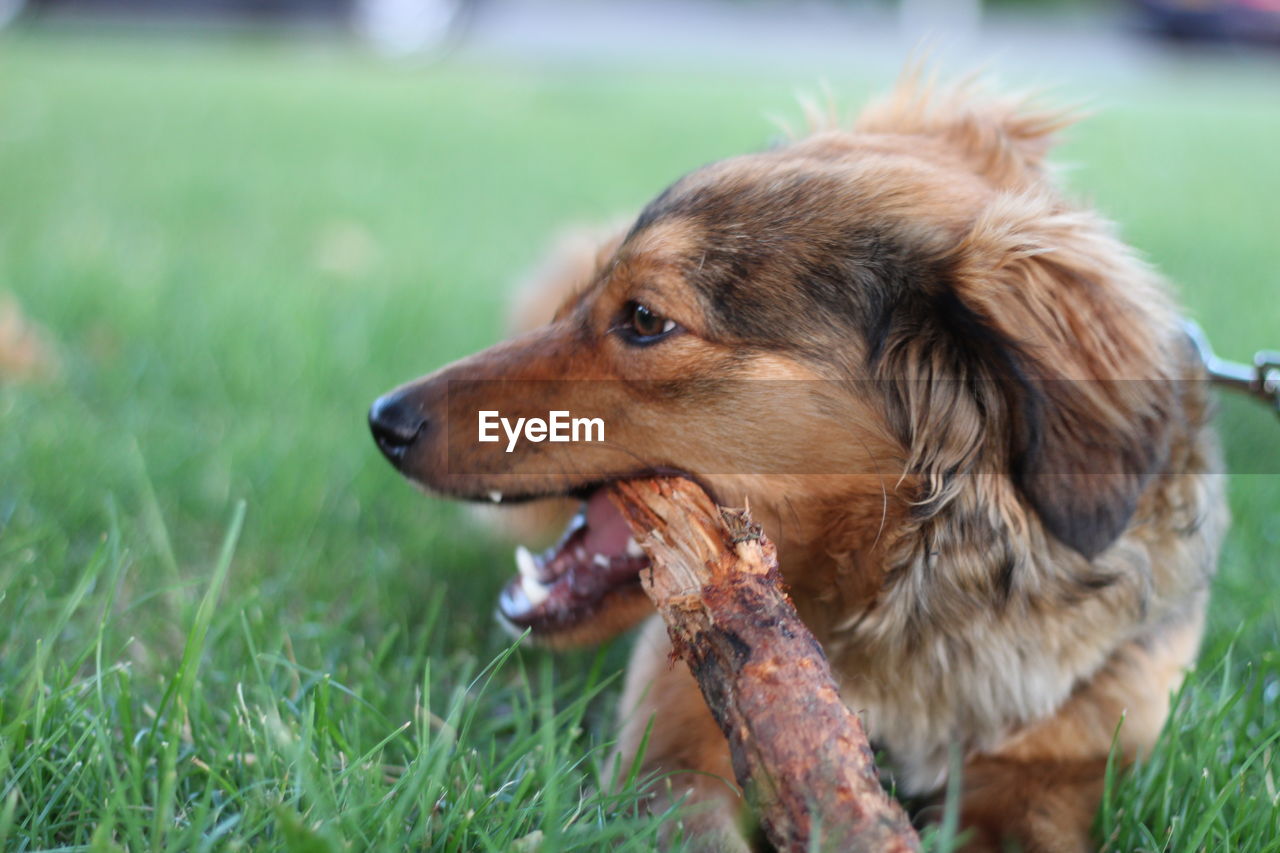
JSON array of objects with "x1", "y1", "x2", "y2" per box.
[{"x1": 370, "y1": 80, "x2": 1184, "y2": 646}]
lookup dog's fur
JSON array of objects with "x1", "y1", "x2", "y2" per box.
[{"x1": 375, "y1": 78, "x2": 1227, "y2": 851}]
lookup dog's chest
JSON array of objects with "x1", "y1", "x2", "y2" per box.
[{"x1": 807, "y1": 546, "x2": 1152, "y2": 794}]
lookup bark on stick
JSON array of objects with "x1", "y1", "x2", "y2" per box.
[{"x1": 609, "y1": 477, "x2": 920, "y2": 853}]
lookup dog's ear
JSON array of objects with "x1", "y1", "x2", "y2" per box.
[
  {"x1": 936, "y1": 193, "x2": 1181, "y2": 559},
  {"x1": 854, "y1": 74, "x2": 1077, "y2": 189}
]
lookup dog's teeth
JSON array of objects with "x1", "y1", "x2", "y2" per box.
[
  {"x1": 515, "y1": 545, "x2": 540, "y2": 580},
  {"x1": 592, "y1": 553, "x2": 611, "y2": 569},
  {"x1": 567, "y1": 509, "x2": 587, "y2": 533},
  {"x1": 625, "y1": 537, "x2": 644, "y2": 558},
  {"x1": 520, "y1": 573, "x2": 550, "y2": 606},
  {"x1": 514, "y1": 546, "x2": 550, "y2": 606},
  {"x1": 489, "y1": 491, "x2": 503, "y2": 504}
]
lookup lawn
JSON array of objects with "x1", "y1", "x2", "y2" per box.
[{"x1": 0, "y1": 29, "x2": 1278, "y2": 852}]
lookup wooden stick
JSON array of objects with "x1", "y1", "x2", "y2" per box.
[{"x1": 609, "y1": 477, "x2": 920, "y2": 853}]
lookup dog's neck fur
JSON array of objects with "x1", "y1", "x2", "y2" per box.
[{"x1": 762, "y1": 365, "x2": 1223, "y2": 795}]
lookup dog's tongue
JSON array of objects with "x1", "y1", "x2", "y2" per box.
[
  {"x1": 497, "y1": 487, "x2": 649, "y2": 638},
  {"x1": 582, "y1": 488, "x2": 634, "y2": 556}
]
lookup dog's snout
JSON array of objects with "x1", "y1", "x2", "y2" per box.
[{"x1": 369, "y1": 391, "x2": 428, "y2": 462}]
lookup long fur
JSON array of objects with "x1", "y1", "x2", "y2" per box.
[{"x1": 378, "y1": 75, "x2": 1227, "y2": 852}]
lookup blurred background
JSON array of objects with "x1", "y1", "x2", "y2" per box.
[
  {"x1": 5, "y1": 0, "x2": 1280, "y2": 63},
  {"x1": 1, "y1": 1, "x2": 1278, "y2": 850}
]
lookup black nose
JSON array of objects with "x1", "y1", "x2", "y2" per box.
[{"x1": 369, "y1": 391, "x2": 428, "y2": 462}]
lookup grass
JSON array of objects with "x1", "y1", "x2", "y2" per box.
[{"x1": 0, "y1": 27, "x2": 1278, "y2": 852}]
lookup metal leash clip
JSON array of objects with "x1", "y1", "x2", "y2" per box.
[
  {"x1": 1184, "y1": 320, "x2": 1280, "y2": 419},
  {"x1": 1257, "y1": 353, "x2": 1280, "y2": 418}
]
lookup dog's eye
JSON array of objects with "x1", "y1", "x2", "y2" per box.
[{"x1": 619, "y1": 301, "x2": 678, "y2": 344}]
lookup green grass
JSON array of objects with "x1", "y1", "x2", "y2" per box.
[{"x1": 1, "y1": 28, "x2": 1278, "y2": 852}]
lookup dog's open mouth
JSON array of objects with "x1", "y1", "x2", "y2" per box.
[{"x1": 496, "y1": 486, "x2": 650, "y2": 639}]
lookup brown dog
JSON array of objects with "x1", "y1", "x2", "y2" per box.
[{"x1": 370, "y1": 77, "x2": 1227, "y2": 851}]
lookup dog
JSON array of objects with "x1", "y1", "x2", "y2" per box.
[{"x1": 369, "y1": 76, "x2": 1227, "y2": 851}]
